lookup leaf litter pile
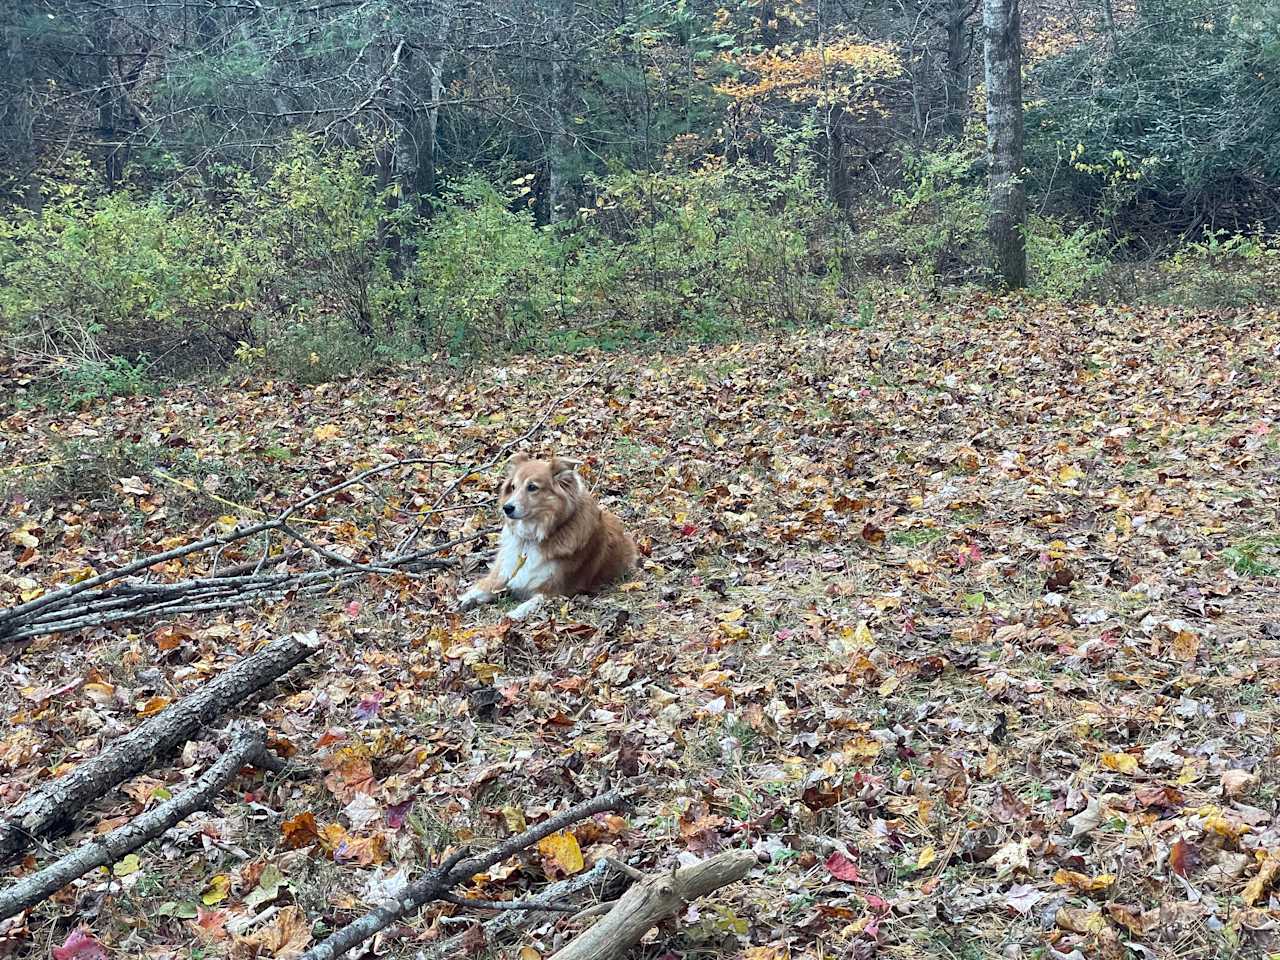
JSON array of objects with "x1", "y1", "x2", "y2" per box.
[{"x1": 2, "y1": 296, "x2": 1280, "y2": 960}]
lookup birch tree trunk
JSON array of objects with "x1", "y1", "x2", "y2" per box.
[{"x1": 982, "y1": 0, "x2": 1027, "y2": 288}]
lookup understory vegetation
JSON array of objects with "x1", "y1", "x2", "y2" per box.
[{"x1": 2, "y1": 0, "x2": 1280, "y2": 401}]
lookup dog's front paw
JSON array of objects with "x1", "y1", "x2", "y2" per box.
[
  {"x1": 505, "y1": 595, "x2": 545, "y2": 622},
  {"x1": 455, "y1": 587, "x2": 490, "y2": 612}
]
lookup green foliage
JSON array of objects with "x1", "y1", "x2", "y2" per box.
[
  {"x1": 411, "y1": 175, "x2": 558, "y2": 356},
  {"x1": 1027, "y1": 0, "x2": 1280, "y2": 237},
  {"x1": 50, "y1": 356, "x2": 153, "y2": 409},
  {"x1": 577, "y1": 121, "x2": 847, "y2": 337},
  {"x1": 0, "y1": 139, "x2": 405, "y2": 376},
  {"x1": 864, "y1": 140, "x2": 1109, "y2": 298},
  {"x1": 1025, "y1": 216, "x2": 1108, "y2": 300},
  {"x1": 1130, "y1": 227, "x2": 1280, "y2": 306}
]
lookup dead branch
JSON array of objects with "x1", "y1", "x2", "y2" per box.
[
  {"x1": 420, "y1": 856, "x2": 624, "y2": 960},
  {"x1": 0, "y1": 724, "x2": 283, "y2": 922},
  {"x1": 0, "y1": 632, "x2": 320, "y2": 864},
  {"x1": 299, "y1": 788, "x2": 627, "y2": 960},
  {"x1": 548, "y1": 850, "x2": 758, "y2": 960}
]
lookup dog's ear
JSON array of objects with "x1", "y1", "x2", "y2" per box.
[
  {"x1": 549, "y1": 456, "x2": 581, "y2": 488},
  {"x1": 505, "y1": 451, "x2": 530, "y2": 475}
]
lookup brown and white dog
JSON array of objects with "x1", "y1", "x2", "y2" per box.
[{"x1": 456, "y1": 453, "x2": 637, "y2": 620}]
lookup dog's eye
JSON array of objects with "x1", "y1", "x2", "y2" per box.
[{"x1": 526, "y1": 482, "x2": 539, "y2": 492}]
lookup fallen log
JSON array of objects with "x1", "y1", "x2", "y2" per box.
[
  {"x1": 548, "y1": 850, "x2": 758, "y2": 960},
  {"x1": 0, "y1": 724, "x2": 283, "y2": 922},
  {"x1": 299, "y1": 788, "x2": 628, "y2": 960},
  {"x1": 0, "y1": 631, "x2": 320, "y2": 863}
]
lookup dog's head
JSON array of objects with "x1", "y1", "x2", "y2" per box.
[{"x1": 498, "y1": 453, "x2": 582, "y2": 539}]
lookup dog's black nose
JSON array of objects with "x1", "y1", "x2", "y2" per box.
[{"x1": 502, "y1": 503, "x2": 515, "y2": 516}]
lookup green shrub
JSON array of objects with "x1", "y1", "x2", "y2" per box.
[
  {"x1": 1026, "y1": 215, "x2": 1108, "y2": 300},
  {"x1": 864, "y1": 139, "x2": 1109, "y2": 298},
  {"x1": 410, "y1": 175, "x2": 558, "y2": 356},
  {"x1": 575, "y1": 122, "x2": 847, "y2": 335},
  {"x1": 1027, "y1": 0, "x2": 1280, "y2": 238}
]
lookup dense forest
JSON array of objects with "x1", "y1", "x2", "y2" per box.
[{"x1": 1, "y1": 0, "x2": 1278, "y2": 387}]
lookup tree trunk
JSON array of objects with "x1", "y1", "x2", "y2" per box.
[
  {"x1": 0, "y1": 725, "x2": 283, "y2": 922},
  {"x1": 95, "y1": 8, "x2": 119, "y2": 189},
  {"x1": 421, "y1": 4, "x2": 453, "y2": 204},
  {"x1": 547, "y1": 0, "x2": 576, "y2": 224},
  {"x1": 982, "y1": 0, "x2": 1027, "y2": 289},
  {"x1": 943, "y1": 0, "x2": 974, "y2": 137}
]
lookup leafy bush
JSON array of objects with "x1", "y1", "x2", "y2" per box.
[
  {"x1": 1026, "y1": 216, "x2": 1108, "y2": 300},
  {"x1": 863, "y1": 140, "x2": 1109, "y2": 298},
  {"x1": 0, "y1": 164, "x2": 231, "y2": 364},
  {"x1": 410, "y1": 175, "x2": 558, "y2": 356},
  {"x1": 576, "y1": 122, "x2": 848, "y2": 336},
  {"x1": 1027, "y1": 0, "x2": 1280, "y2": 238}
]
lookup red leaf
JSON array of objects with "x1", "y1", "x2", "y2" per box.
[
  {"x1": 1169, "y1": 838, "x2": 1199, "y2": 878},
  {"x1": 825, "y1": 851, "x2": 861, "y2": 882},
  {"x1": 52, "y1": 930, "x2": 106, "y2": 960}
]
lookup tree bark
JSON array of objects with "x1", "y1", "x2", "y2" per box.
[
  {"x1": 0, "y1": 632, "x2": 319, "y2": 863},
  {"x1": 983, "y1": 0, "x2": 1027, "y2": 289},
  {"x1": 547, "y1": 0, "x2": 576, "y2": 224},
  {"x1": 548, "y1": 850, "x2": 758, "y2": 960},
  {"x1": 943, "y1": 0, "x2": 976, "y2": 137},
  {"x1": 0, "y1": 725, "x2": 282, "y2": 922}
]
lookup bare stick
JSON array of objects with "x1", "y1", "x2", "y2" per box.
[
  {"x1": 419, "y1": 857, "x2": 620, "y2": 960},
  {"x1": 0, "y1": 725, "x2": 281, "y2": 921},
  {"x1": 548, "y1": 850, "x2": 758, "y2": 960},
  {"x1": 0, "y1": 632, "x2": 320, "y2": 863},
  {"x1": 299, "y1": 788, "x2": 626, "y2": 960}
]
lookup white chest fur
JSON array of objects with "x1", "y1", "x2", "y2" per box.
[{"x1": 495, "y1": 528, "x2": 556, "y2": 599}]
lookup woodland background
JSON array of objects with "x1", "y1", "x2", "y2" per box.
[{"x1": 1, "y1": 0, "x2": 1278, "y2": 397}]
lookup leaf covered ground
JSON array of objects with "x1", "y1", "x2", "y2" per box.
[{"x1": 3, "y1": 295, "x2": 1280, "y2": 960}]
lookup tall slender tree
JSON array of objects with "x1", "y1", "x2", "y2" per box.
[{"x1": 982, "y1": 0, "x2": 1026, "y2": 288}]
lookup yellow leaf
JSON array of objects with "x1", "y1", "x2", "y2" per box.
[
  {"x1": 839, "y1": 620, "x2": 874, "y2": 653},
  {"x1": 536, "y1": 831, "x2": 584, "y2": 875},
  {"x1": 113, "y1": 853, "x2": 141, "y2": 877},
  {"x1": 1172, "y1": 630, "x2": 1200, "y2": 661},
  {"x1": 518, "y1": 949, "x2": 542, "y2": 960},
  {"x1": 1056, "y1": 464, "x2": 1084, "y2": 486},
  {"x1": 502, "y1": 805, "x2": 527, "y2": 833},
  {"x1": 916, "y1": 845, "x2": 937, "y2": 871},
  {"x1": 1100, "y1": 752, "x2": 1139, "y2": 775},
  {"x1": 472, "y1": 662, "x2": 501, "y2": 681},
  {"x1": 136, "y1": 696, "x2": 170, "y2": 717},
  {"x1": 1242, "y1": 852, "x2": 1280, "y2": 906},
  {"x1": 201, "y1": 873, "x2": 231, "y2": 905},
  {"x1": 878, "y1": 674, "x2": 900, "y2": 696},
  {"x1": 313, "y1": 423, "x2": 342, "y2": 441},
  {"x1": 1053, "y1": 869, "x2": 1115, "y2": 892},
  {"x1": 847, "y1": 735, "x2": 882, "y2": 758},
  {"x1": 1056, "y1": 906, "x2": 1107, "y2": 934}
]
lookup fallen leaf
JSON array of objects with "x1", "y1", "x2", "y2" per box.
[
  {"x1": 201, "y1": 873, "x2": 231, "y2": 906},
  {"x1": 282, "y1": 812, "x2": 320, "y2": 849},
  {"x1": 824, "y1": 851, "x2": 860, "y2": 882},
  {"x1": 52, "y1": 929, "x2": 107, "y2": 960},
  {"x1": 243, "y1": 905, "x2": 312, "y2": 957},
  {"x1": 1100, "y1": 751, "x2": 1139, "y2": 775},
  {"x1": 1053, "y1": 869, "x2": 1115, "y2": 893},
  {"x1": 537, "y1": 831, "x2": 584, "y2": 876}
]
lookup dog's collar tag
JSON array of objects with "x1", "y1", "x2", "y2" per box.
[{"x1": 512, "y1": 552, "x2": 527, "y2": 576}]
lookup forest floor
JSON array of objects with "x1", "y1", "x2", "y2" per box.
[{"x1": 2, "y1": 293, "x2": 1280, "y2": 960}]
